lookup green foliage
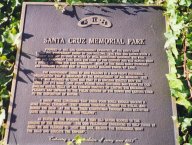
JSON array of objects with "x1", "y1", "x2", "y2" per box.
[
  {"x1": 54, "y1": 0, "x2": 144, "y2": 5},
  {"x1": 67, "y1": 135, "x2": 86, "y2": 145},
  {"x1": 0, "y1": 0, "x2": 22, "y2": 139},
  {"x1": 163, "y1": 0, "x2": 192, "y2": 144},
  {"x1": 74, "y1": 135, "x2": 86, "y2": 145},
  {"x1": 1, "y1": 0, "x2": 192, "y2": 144}
]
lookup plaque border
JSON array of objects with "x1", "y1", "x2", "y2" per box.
[{"x1": 4, "y1": 2, "x2": 179, "y2": 145}]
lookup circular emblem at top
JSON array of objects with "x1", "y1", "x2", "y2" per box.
[{"x1": 78, "y1": 16, "x2": 112, "y2": 28}]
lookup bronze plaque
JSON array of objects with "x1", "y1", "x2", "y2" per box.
[{"x1": 5, "y1": 3, "x2": 178, "y2": 145}]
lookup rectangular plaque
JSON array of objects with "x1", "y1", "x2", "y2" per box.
[{"x1": 5, "y1": 3, "x2": 178, "y2": 145}]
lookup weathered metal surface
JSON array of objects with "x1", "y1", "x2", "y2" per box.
[{"x1": 5, "y1": 3, "x2": 177, "y2": 145}]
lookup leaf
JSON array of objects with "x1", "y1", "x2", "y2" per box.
[
  {"x1": 0, "y1": 109, "x2": 5, "y2": 127},
  {"x1": 145, "y1": 0, "x2": 154, "y2": 4},
  {"x1": 171, "y1": 20, "x2": 184, "y2": 37},
  {"x1": 178, "y1": 136, "x2": 184, "y2": 144},
  {"x1": 179, "y1": 0, "x2": 186, "y2": 5},
  {"x1": 164, "y1": 32, "x2": 176, "y2": 48},
  {"x1": 74, "y1": 135, "x2": 85, "y2": 145},
  {"x1": 164, "y1": 31, "x2": 179, "y2": 58},
  {"x1": 30, "y1": 0, "x2": 49, "y2": 2},
  {"x1": 171, "y1": 89, "x2": 188, "y2": 99},
  {"x1": 66, "y1": 0, "x2": 82, "y2": 5},
  {"x1": 171, "y1": 45, "x2": 179, "y2": 59},
  {"x1": 187, "y1": 59, "x2": 192, "y2": 70},
  {"x1": 15, "y1": 0, "x2": 21, "y2": 7},
  {"x1": 166, "y1": 73, "x2": 183, "y2": 91},
  {"x1": 11, "y1": 27, "x2": 17, "y2": 35},
  {"x1": 189, "y1": 137, "x2": 192, "y2": 144},
  {"x1": 122, "y1": 0, "x2": 127, "y2": 3},
  {"x1": 54, "y1": 2, "x2": 68, "y2": 13},
  {"x1": 66, "y1": 0, "x2": 73, "y2": 5},
  {"x1": 0, "y1": 55, "x2": 7, "y2": 61},
  {"x1": 166, "y1": 49, "x2": 177, "y2": 73},
  {"x1": 176, "y1": 97, "x2": 191, "y2": 109},
  {"x1": 67, "y1": 141, "x2": 73, "y2": 145},
  {"x1": 12, "y1": 32, "x2": 22, "y2": 48},
  {"x1": 183, "y1": 143, "x2": 191, "y2": 145},
  {"x1": 0, "y1": 17, "x2": 8, "y2": 25},
  {"x1": 0, "y1": 42, "x2": 3, "y2": 55},
  {"x1": 0, "y1": 87, "x2": 10, "y2": 99},
  {"x1": 181, "y1": 118, "x2": 192, "y2": 132},
  {"x1": 179, "y1": 0, "x2": 192, "y2": 7},
  {"x1": 0, "y1": 3, "x2": 3, "y2": 8}
]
